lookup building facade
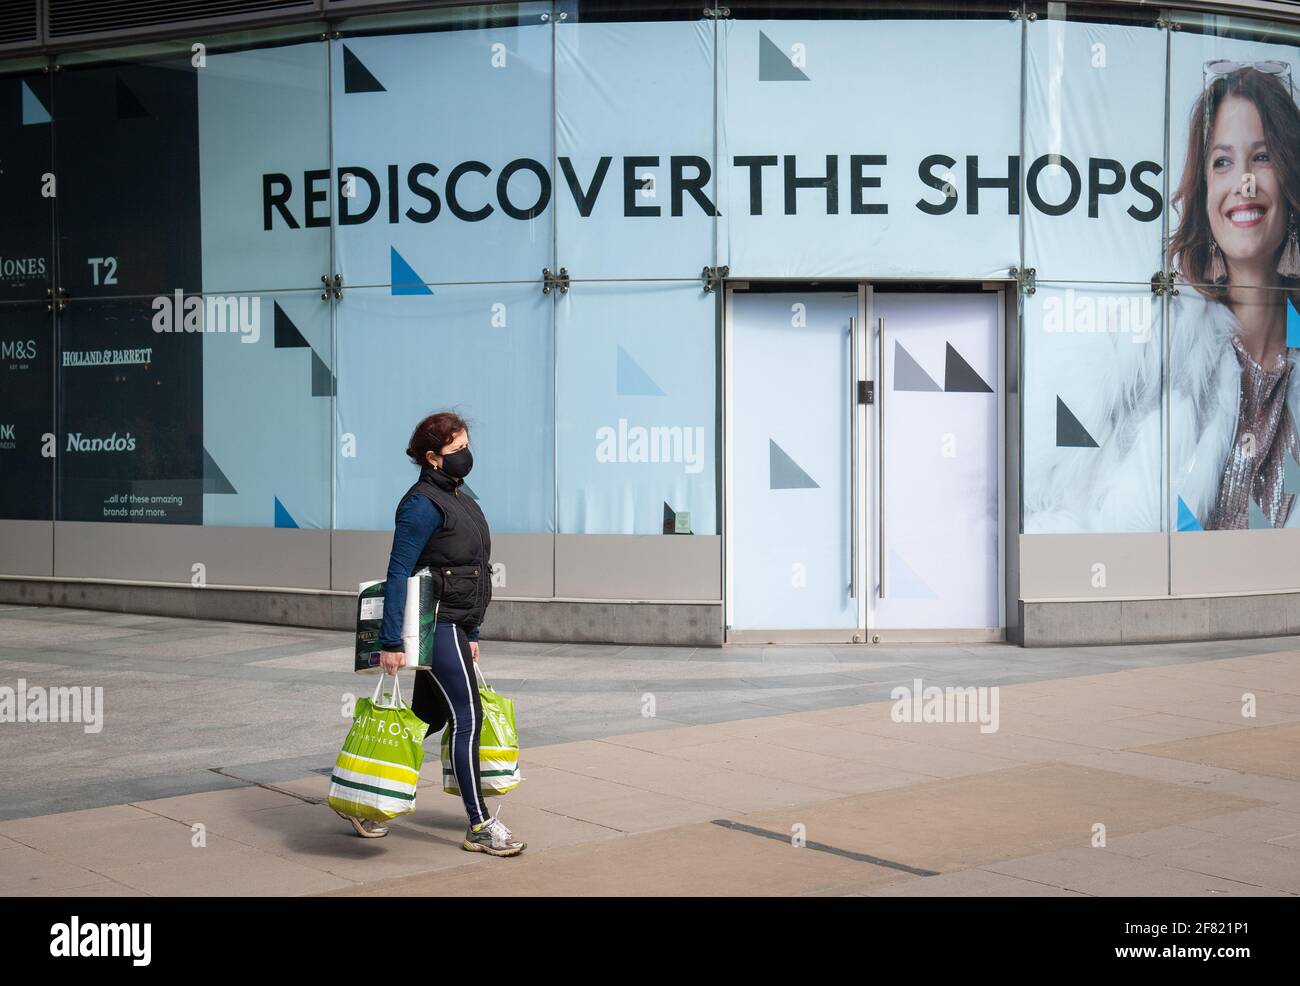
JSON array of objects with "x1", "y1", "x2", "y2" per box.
[{"x1": 2, "y1": 0, "x2": 1300, "y2": 647}]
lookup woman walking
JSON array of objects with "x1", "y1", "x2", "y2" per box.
[{"x1": 336, "y1": 410, "x2": 525, "y2": 856}]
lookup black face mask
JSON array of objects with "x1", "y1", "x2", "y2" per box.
[{"x1": 440, "y1": 447, "x2": 473, "y2": 479}]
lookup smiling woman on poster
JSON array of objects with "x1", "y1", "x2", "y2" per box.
[{"x1": 1029, "y1": 62, "x2": 1300, "y2": 532}]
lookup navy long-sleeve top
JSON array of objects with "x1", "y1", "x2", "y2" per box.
[{"x1": 379, "y1": 493, "x2": 481, "y2": 649}]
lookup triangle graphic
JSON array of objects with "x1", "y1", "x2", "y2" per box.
[
  {"x1": 391, "y1": 247, "x2": 433, "y2": 295},
  {"x1": 887, "y1": 549, "x2": 939, "y2": 600},
  {"x1": 1248, "y1": 497, "x2": 1273, "y2": 530},
  {"x1": 274, "y1": 496, "x2": 299, "y2": 529},
  {"x1": 461, "y1": 482, "x2": 478, "y2": 501},
  {"x1": 1285, "y1": 453, "x2": 1300, "y2": 495},
  {"x1": 1056, "y1": 397, "x2": 1099, "y2": 448},
  {"x1": 21, "y1": 81, "x2": 50, "y2": 125},
  {"x1": 662, "y1": 501, "x2": 676, "y2": 534},
  {"x1": 343, "y1": 44, "x2": 386, "y2": 94},
  {"x1": 769, "y1": 439, "x2": 819, "y2": 489},
  {"x1": 1177, "y1": 496, "x2": 1203, "y2": 532},
  {"x1": 115, "y1": 78, "x2": 148, "y2": 119},
  {"x1": 1288, "y1": 296, "x2": 1300, "y2": 348},
  {"x1": 894, "y1": 341, "x2": 941, "y2": 392},
  {"x1": 311, "y1": 349, "x2": 335, "y2": 397},
  {"x1": 274, "y1": 302, "x2": 308, "y2": 348},
  {"x1": 616, "y1": 345, "x2": 665, "y2": 396},
  {"x1": 758, "y1": 31, "x2": 810, "y2": 82},
  {"x1": 944, "y1": 342, "x2": 993, "y2": 393},
  {"x1": 202, "y1": 448, "x2": 237, "y2": 495}
]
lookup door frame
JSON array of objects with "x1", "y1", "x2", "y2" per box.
[{"x1": 723, "y1": 278, "x2": 1013, "y2": 645}]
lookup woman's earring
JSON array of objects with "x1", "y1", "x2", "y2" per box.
[
  {"x1": 1277, "y1": 218, "x2": 1300, "y2": 278},
  {"x1": 1206, "y1": 239, "x2": 1228, "y2": 282}
]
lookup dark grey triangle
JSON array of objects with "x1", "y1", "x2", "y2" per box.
[
  {"x1": 274, "y1": 302, "x2": 308, "y2": 348},
  {"x1": 203, "y1": 448, "x2": 237, "y2": 494},
  {"x1": 758, "y1": 31, "x2": 810, "y2": 82},
  {"x1": 770, "y1": 439, "x2": 819, "y2": 489},
  {"x1": 343, "y1": 45, "x2": 386, "y2": 93},
  {"x1": 662, "y1": 501, "x2": 676, "y2": 534},
  {"x1": 894, "y1": 341, "x2": 941, "y2": 392},
  {"x1": 944, "y1": 342, "x2": 993, "y2": 393},
  {"x1": 311, "y1": 349, "x2": 335, "y2": 397},
  {"x1": 1056, "y1": 397, "x2": 1099, "y2": 448},
  {"x1": 461, "y1": 483, "x2": 478, "y2": 501}
]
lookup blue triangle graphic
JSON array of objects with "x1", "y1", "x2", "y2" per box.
[
  {"x1": 274, "y1": 496, "x2": 299, "y2": 529},
  {"x1": 1288, "y1": 296, "x2": 1300, "y2": 348},
  {"x1": 391, "y1": 247, "x2": 432, "y2": 295},
  {"x1": 616, "y1": 345, "x2": 665, "y2": 396},
  {"x1": 888, "y1": 549, "x2": 938, "y2": 600},
  {"x1": 1176, "y1": 496, "x2": 1203, "y2": 532},
  {"x1": 22, "y1": 81, "x2": 50, "y2": 125},
  {"x1": 1248, "y1": 497, "x2": 1273, "y2": 530}
]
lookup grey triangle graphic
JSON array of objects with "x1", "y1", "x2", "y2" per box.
[
  {"x1": 1056, "y1": 397, "x2": 1099, "y2": 448},
  {"x1": 894, "y1": 341, "x2": 942, "y2": 392},
  {"x1": 944, "y1": 342, "x2": 993, "y2": 393},
  {"x1": 310, "y1": 348, "x2": 335, "y2": 397},
  {"x1": 461, "y1": 482, "x2": 478, "y2": 501},
  {"x1": 769, "y1": 439, "x2": 819, "y2": 489},
  {"x1": 203, "y1": 449, "x2": 237, "y2": 494},
  {"x1": 758, "y1": 31, "x2": 810, "y2": 82}
]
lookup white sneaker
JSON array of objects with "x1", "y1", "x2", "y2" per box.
[
  {"x1": 463, "y1": 815, "x2": 526, "y2": 857},
  {"x1": 334, "y1": 808, "x2": 389, "y2": 838}
]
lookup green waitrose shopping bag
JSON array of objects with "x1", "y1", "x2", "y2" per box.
[
  {"x1": 328, "y1": 673, "x2": 430, "y2": 822},
  {"x1": 441, "y1": 663, "x2": 521, "y2": 798}
]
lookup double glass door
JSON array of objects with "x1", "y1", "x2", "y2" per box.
[{"x1": 726, "y1": 284, "x2": 1003, "y2": 641}]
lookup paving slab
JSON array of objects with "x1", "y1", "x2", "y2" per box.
[{"x1": 1133, "y1": 722, "x2": 1300, "y2": 782}]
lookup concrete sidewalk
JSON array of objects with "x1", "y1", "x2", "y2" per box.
[{"x1": 1, "y1": 605, "x2": 1299, "y2": 895}]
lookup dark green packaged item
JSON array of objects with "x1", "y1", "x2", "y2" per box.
[{"x1": 354, "y1": 567, "x2": 438, "y2": 672}]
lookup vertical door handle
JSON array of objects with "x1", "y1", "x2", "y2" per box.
[
  {"x1": 849, "y1": 316, "x2": 858, "y2": 599},
  {"x1": 877, "y1": 316, "x2": 885, "y2": 599}
]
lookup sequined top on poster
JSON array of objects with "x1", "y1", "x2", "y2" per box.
[{"x1": 1209, "y1": 336, "x2": 1300, "y2": 529}]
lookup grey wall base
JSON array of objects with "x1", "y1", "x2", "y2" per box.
[
  {"x1": 1019, "y1": 594, "x2": 1300, "y2": 647},
  {"x1": 0, "y1": 579, "x2": 724, "y2": 647}
]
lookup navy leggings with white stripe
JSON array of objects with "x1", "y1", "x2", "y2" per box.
[{"x1": 410, "y1": 621, "x2": 490, "y2": 826}]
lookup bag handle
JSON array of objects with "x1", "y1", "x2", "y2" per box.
[
  {"x1": 473, "y1": 661, "x2": 489, "y2": 690},
  {"x1": 371, "y1": 671, "x2": 404, "y2": 709}
]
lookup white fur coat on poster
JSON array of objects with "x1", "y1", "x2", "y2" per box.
[{"x1": 1023, "y1": 286, "x2": 1300, "y2": 533}]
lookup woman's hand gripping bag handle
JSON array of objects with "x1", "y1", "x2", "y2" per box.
[{"x1": 328, "y1": 673, "x2": 430, "y2": 822}]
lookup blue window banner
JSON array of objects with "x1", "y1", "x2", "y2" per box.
[
  {"x1": 200, "y1": 291, "x2": 332, "y2": 530},
  {"x1": 555, "y1": 17, "x2": 716, "y2": 279},
  {"x1": 199, "y1": 40, "x2": 330, "y2": 297},
  {"x1": 717, "y1": 18, "x2": 1021, "y2": 280},
  {"x1": 1023, "y1": 18, "x2": 1166, "y2": 283},
  {"x1": 556, "y1": 280, "x2": 717, "y2": 535},
  {"x1": 328, "y1": 21, "x2": 553, "y2": 290},
  {"x1": 1021, "y1": 282, "x2": 1166, "y2": 534},
  {"x1": 334, "y1": 283, "x2": 554, "y2": 534}
]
